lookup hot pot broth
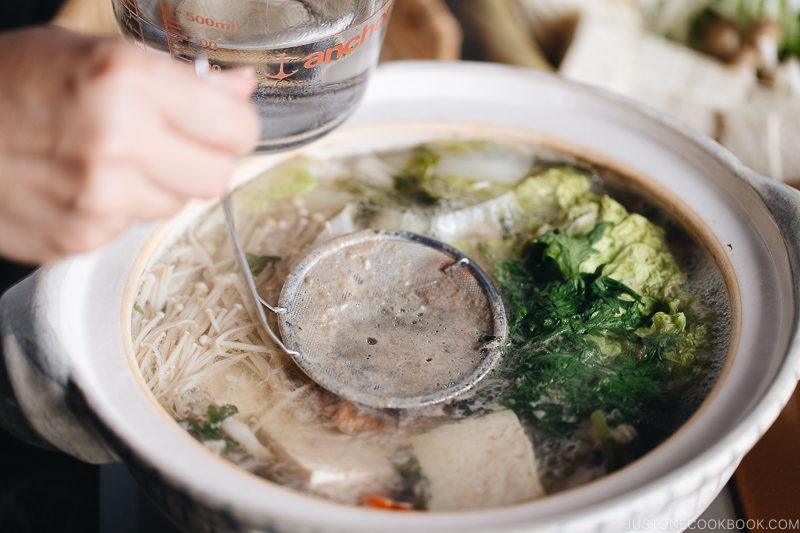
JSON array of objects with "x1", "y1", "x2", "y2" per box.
[{"x1": 131, "y1": 140, "x2": 731, "y2": 510}]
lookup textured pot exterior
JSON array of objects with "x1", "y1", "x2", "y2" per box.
[
  {"x1": 0, "y1": 275, "x2": 114, "y2": 463},
  {"x1": 1, "y1": 62, "x2": 799, "y2": 533}
]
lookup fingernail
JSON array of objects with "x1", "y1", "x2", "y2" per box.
[{"x1": 209, "y1": 67, "x2": 257, "y2": 96}]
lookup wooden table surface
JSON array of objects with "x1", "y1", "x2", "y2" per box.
[{"x1": 735, "y1": 385, "x2": 800, "y2": 531}]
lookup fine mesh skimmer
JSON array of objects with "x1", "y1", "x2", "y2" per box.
[{"x1": 223, "y1": 195, "x2": 507, "y2": 409}]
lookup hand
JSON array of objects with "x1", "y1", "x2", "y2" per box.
[{"x1": 0, "y1": 25, "x2": 259, "y2": 264}]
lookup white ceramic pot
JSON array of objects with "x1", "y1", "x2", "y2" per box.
[{"x1": 2, "y1": 62, "x2": 799, "y2": 533}]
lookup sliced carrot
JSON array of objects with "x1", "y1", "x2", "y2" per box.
[{"x1": 362, "y1": 495, "x2": 414, "y2": 511}]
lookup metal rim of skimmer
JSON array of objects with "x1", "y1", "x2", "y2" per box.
[{"x1": 277, "y1": 229, "x2": 508, "y2": 409}]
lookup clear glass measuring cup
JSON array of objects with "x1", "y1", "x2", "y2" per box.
[{"x1": 110, "y1": 0, "x2": 393, "y2": 152}]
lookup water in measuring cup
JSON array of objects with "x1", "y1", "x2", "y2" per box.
[{"x1": 112, "y1": 0, "x2": 390, "y2": 151}]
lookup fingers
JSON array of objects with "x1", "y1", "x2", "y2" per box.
[
  {"x1": 135, "y1": 125, "x2": 237, "y2": 199},
  {"x1": 71, "y1": 162, "x2": 185, "y2": 220},
  {"x1": 0, "y1": 32, "x2": 261, "y2": 264},
  {"x1": 0, "y1": 166, "x2": 64, "y2": 263},
  {"x1": 79, "y1": 41, "x2": 260, "y2": 155},
  {"x1": 57, "y1": 48, "x2": 247, "y2": 205},
  {"x1": 0, "y1": 164, "x2": 122, "y2": 261},
  {"x1": 45, "y1": 210, "x2": 130, "y2": 258},
  {"x1": 150, "y1": 62, "x2": 261, "y2": 155},
  {"x1": 205, "y1": 68, "x2": 259, "y2": 98},
  {"x1": 0, "y1": 151, "x2": 184, "y2": 262},
  {"x1": 0, "y1": 152, "x2": 76, "y2": 207}
]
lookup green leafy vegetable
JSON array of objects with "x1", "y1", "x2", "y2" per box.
[
  {"x1": 499, "y1": 226, "x2": 643, "y2": 347},
  {"x1": 246, "y1": 253, "x2": 281, "y2": 275},
  {"x1": 238, "y1": 160, "x2": 318, "y2": 212},
  {"x1": 392, "y1": 150, "x2": 440, "y2": 205},
  {"x1": 133, "y1": 303, "x2": 144, "y2": 315},
  {"x1": 498, "y1": 225, "x2": 705, "y2": 440},
  {"x1": 538, "y1": 223, "x2": 610, "y2": 279},
  {"x1": 782, "y1": 11, "x2": 800, "y2": 58},
  {"x1": 182, "y1": 404, "x2": 239, "y2": 452}
]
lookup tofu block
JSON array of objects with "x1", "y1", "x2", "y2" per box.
[
  {"x1": 559, "y1": 1, "x2": 640, "y2": 94},
  {"x1": 630, "y1": 34, "x2": 755, "y2": 111},
  {"x1": 311, "y1": 204, "x2": 361, "y2": 245},
  {"x1": 629, "y1": 90, "x2": 718, "y2": 138},
  {"x1": 560, "y1": 3, "x2": 755, "y2": 137},
  {"x1": 719, "y1": 97, "x2": 800, "y2": 182},
  {"x1": 407, "y1": 410, "x2": 544, "y2": 511},
  {"x1": 773, "y1": 58, "x2": 800, "y2": 97},
  {"x1": 258, "y1": 411, "x2": 399, "y2": 503}
]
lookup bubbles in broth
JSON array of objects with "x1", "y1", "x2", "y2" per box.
[{"x1": 131, "y1": 139, "x2": 731, "y2": 511}]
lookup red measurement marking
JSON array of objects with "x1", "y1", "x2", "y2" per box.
[
  {"x1": 266, "y1": 53, "x2": 298, "y2": 81},
  {"x1": 159, "y1": 3, "x2": 182, "y2": 58},
  {"x1": 159, "y1": 2, "x2": 191, "y2": 63},
  {"x1": 120, "y1": 0, "x2": 145, "y2": 45},
  {"x1": 302, "y1": 2, "x2": 393, "y2": 69},
  {"x1": 182, "y1": 12, "x2": 237, "y2": 33},
  {"x1": 189, "y1": 38, "x2": 219, "y2": 50}
]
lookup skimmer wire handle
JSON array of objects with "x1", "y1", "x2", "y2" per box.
[
  {"x1": 221, "y1": 194, "x2": 299, "y2": 356},
  {"x1": 195, "y1": 56, "x2": 298, "y2": 357}
]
